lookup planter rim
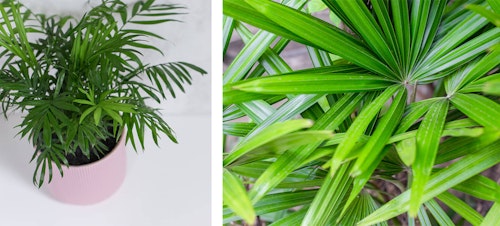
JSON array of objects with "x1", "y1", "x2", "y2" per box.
[
  {"x1": 62, "y1": 129, "x2": 127, "y2": 169},
  {"x1": 46, "y1": 128, "x2": 128, "y2": 205}
]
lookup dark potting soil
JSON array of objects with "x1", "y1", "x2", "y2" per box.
[{"x1": 65, "y1": 134, "x2": 118, "y2": 166}]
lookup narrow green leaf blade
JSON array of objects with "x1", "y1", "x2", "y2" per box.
[
  {"x1": 466, "y1": 4, "x2": 500, "y2": 27},
  {"x1": 233, "y1": 73, "x2": 394, "y2": 95},
  {"x1": 223, "y1": 190, "x2": 317, "y2": 223},
  {"x1": 231, "y1": 131, "x2": 334, "y2": 166},
  {"x1": 482, "y1": 202, "x2": 500, "y2": 226},
  {"x1": 358, "y1": 141, "x2": 500, "y2": 225},
  {"x1": 425, "y1": 199, "x2": 455, "y2": 226},
  {"x1": 223, "y1": 119, "x2": 313, "y2": 166},
  {"x1": 330, "y1": 85, "x2": 400, "y2": 173},
  {"x1": 248, "y1": 93, "x2": 364, "y2": 203},
  {"x1": 244, "y1": 0, "x2": 394, "y2": 77},
  {"x1": 396, "y1": 98, "x2": 440, "y2": 134},
  {"x1": 351, "y1": 87, "x2": 407, "y2": 176},
  {"x1": 437, "y1": 192, "x2": 483, "y2": 225},
  {"x1": 302, "y1": 163, "x2": 353, "y2": 225},
  {"x1": 453, "y1": 175, "x2": 500, "y2": 202},
  {"x1": 335, "y1": 0, "x2": 399, "y2": 74},
  {"x1": 223, "y1": 30, "x2": 277, "y2": 84},
  {"x1": 223, "y1": 169, "x2": 256, "y2": 225},
  {"x1": 396, "y1": 137, "x2": 416, "y2": 166},
  {"x1": 410, "y1": 99, "x2": 449, "y2": 216},
  {"x1": 483, "y1": 78, "x2": 500, "y2": 95},
  {"x1": 451, "y1": 93, "x2": 500, "y2": 130},
  {"x1": 223, "y1": 0, "x2": 310, "y2": 45}
]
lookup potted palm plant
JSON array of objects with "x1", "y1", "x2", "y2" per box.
[
  {"x1": 0, "y1": 0, "x2": 205, "y2": 204},
  {"x1": 223, "y1": 0, "x2": 499, "y2": 225}
]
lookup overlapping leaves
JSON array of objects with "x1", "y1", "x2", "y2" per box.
[
  {"x1": 223, "y1": 0, "x2": 500, "y2": 225},
  {"x1": 0, "y1": 0, "x2": 205, "y2": 187}
]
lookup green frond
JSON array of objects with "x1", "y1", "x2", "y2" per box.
[{"x1": 0, "y1": 0, "x2": 204, "y2": 187}]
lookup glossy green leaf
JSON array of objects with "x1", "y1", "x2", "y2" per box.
[
  {"x1": 230, "y1": 161, "x2": 321, "y2": 181},
  {"x1": 460, "y1": 73, "x2": 500, "y2": 93},
  {"x1": 396, "y1": 98, "x2": 440, "y2": 134},
  {"x1": 464, "y1": 44, "x2": 500, "y2": 84},
  {"x1": 222, "y1": 15, "x2": 234, "y2": 56},
  {"x1": 425, "y1": 199, "x2": 454, "y2": 226},
  {"x1": 223, "y1": 30, "x2": 278, "y2": 84},
  {"x1": 234, "y1": 23, "x2": 292, "y2": 77},
  {"x1": 444, "y1": 127, "x2": 484, "y2": 137},
  {"x1": 269, "y1": 207, "x2": 308, "y2": 226},
  {"x1": 415, "y1": 28, "x2": 500, "y2": 81},
  {"x1": 410, "y1": 99, "x2": 449, "y2": 216},
  {"x1": 466, "y1": 4, "x2": 500, "y2": 27},
  {"x1": 223, "y1": 190, "x2": 317, "y2": 223},
  {"x1": 488, "y1": 0, "x2": 500, "y2": 14},
  {"x1": 412, "y1": 0, "x2": 447, "y2": 68},
  {"x1": 223, "y1": 169, "x2": 256, "y2": 225},
  {"x1": 245, "y1": 94, "x2": 323, "y2": 136},
  {"x1": 408, "y1": 0, "x2": 432, "y2": 70},
  {"x1": 482, "y1": 202, "x2": 500, "y2": 226},
  {"x1": 453, "y1": 174, "x2": 500, "y2": 202},
  {"x1": 358, "y1": 141, "x2": 500, "y2": 225},
  {"x1": 390, "y1": 0, "x2": 411, "y2": 72},
  {"x1": 448, "y1": 44, "x2": 500, "y2": 94},
  {"x1": 339, "y1": 146, "x2": 393, "y2": 221},
  {"x1": 351, "y1": 87, "x2": 407, "y2": 176},
  {"x1": 93, "y1": 107, "x2": 102, "y2": 125},
  {"x1": 224, "y1": 119, "x2": 314, "y2": 166},
  {"x1": 335, "y1": 0, "x2": 399, "y2": 74},
  {"x1": 330, "y1": 85, "x2": 400, "y2": 173},
  {"x1": 302, "y1": 163, "x2": 353, "y2": 225},
  {"x1": 436, "y1": 127, "x2": 500, "y2": 165},
  {"x1": 421, "y1": 9, "x2": 489, "y2": 64},
  {"x1": 223, "y1": 122, "x2": 256, "y2": 137},
  {"x1": 244, "y1": 0, "x2": 394, "y2": 77},
  {"x1": 370, "y1": 0, "x2": 400, "y2": 73},
  {"x1": 223, "y1": 0, "x2": 310, "y2": 45},
  {"x1": 339, "y1": 191, "x2": 387, "y2": 226},
  {"x1": 230, "y1": 131, "x2": 334, "y2": 166},
  {"x1": 235, "y1": 100, "x2": 275, "y2": 123},
  {"x1": 437, "y1": 192, "x2": 483, "y2": 225},
  {"x1": 232, "y1": 73, "x2": 394, "y2": 95},
  {"x1": 483, "y1": 78, "x2": 500, "y2": 95},
  {"x1": 396, "y1": 137, "x2": 416, "y2": 166},
  {"x1": 416, "y1": 204, "x2": 432, "y2": 226},
  {"x1": 223, "y1": 86, "x2": 275, "y2": 105},
  {"x1": 248, "y1": 93, "x2": 364, "y2": 203},
  {"x1": 451, "y1": 93, "x2": 500, "y2": 130}
]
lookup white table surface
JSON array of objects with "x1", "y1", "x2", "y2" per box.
[{"x1": 0, "y1": 114, "x2": 211, "y2": 226}]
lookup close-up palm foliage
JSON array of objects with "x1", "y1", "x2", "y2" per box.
[
  {"x1": 0, "y1": 0, "x2": 205, "y2": 187},
  {"x1": 223, "y1": 0, "x2": 500, "y2": 225}
]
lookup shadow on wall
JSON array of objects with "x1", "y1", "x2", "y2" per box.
[{"x1": 0, "y1": 114, "x2": 40, "y2": 187}]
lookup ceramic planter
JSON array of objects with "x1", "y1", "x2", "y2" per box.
[{"x1": 46, "y1": 132, "x2": 127, "y2": 205}]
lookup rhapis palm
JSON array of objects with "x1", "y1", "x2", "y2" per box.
[{"x1": 223, "y1": 0, "x2": 500, "y2": 225}]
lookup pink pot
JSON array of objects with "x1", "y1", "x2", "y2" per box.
[{"x1": 46, "y1": 132, "x2": 127, "y2": 205}]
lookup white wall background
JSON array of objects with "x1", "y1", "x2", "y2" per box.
[{"x1": 19, "y1": 0, "x2": 211, "y2": 115}]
